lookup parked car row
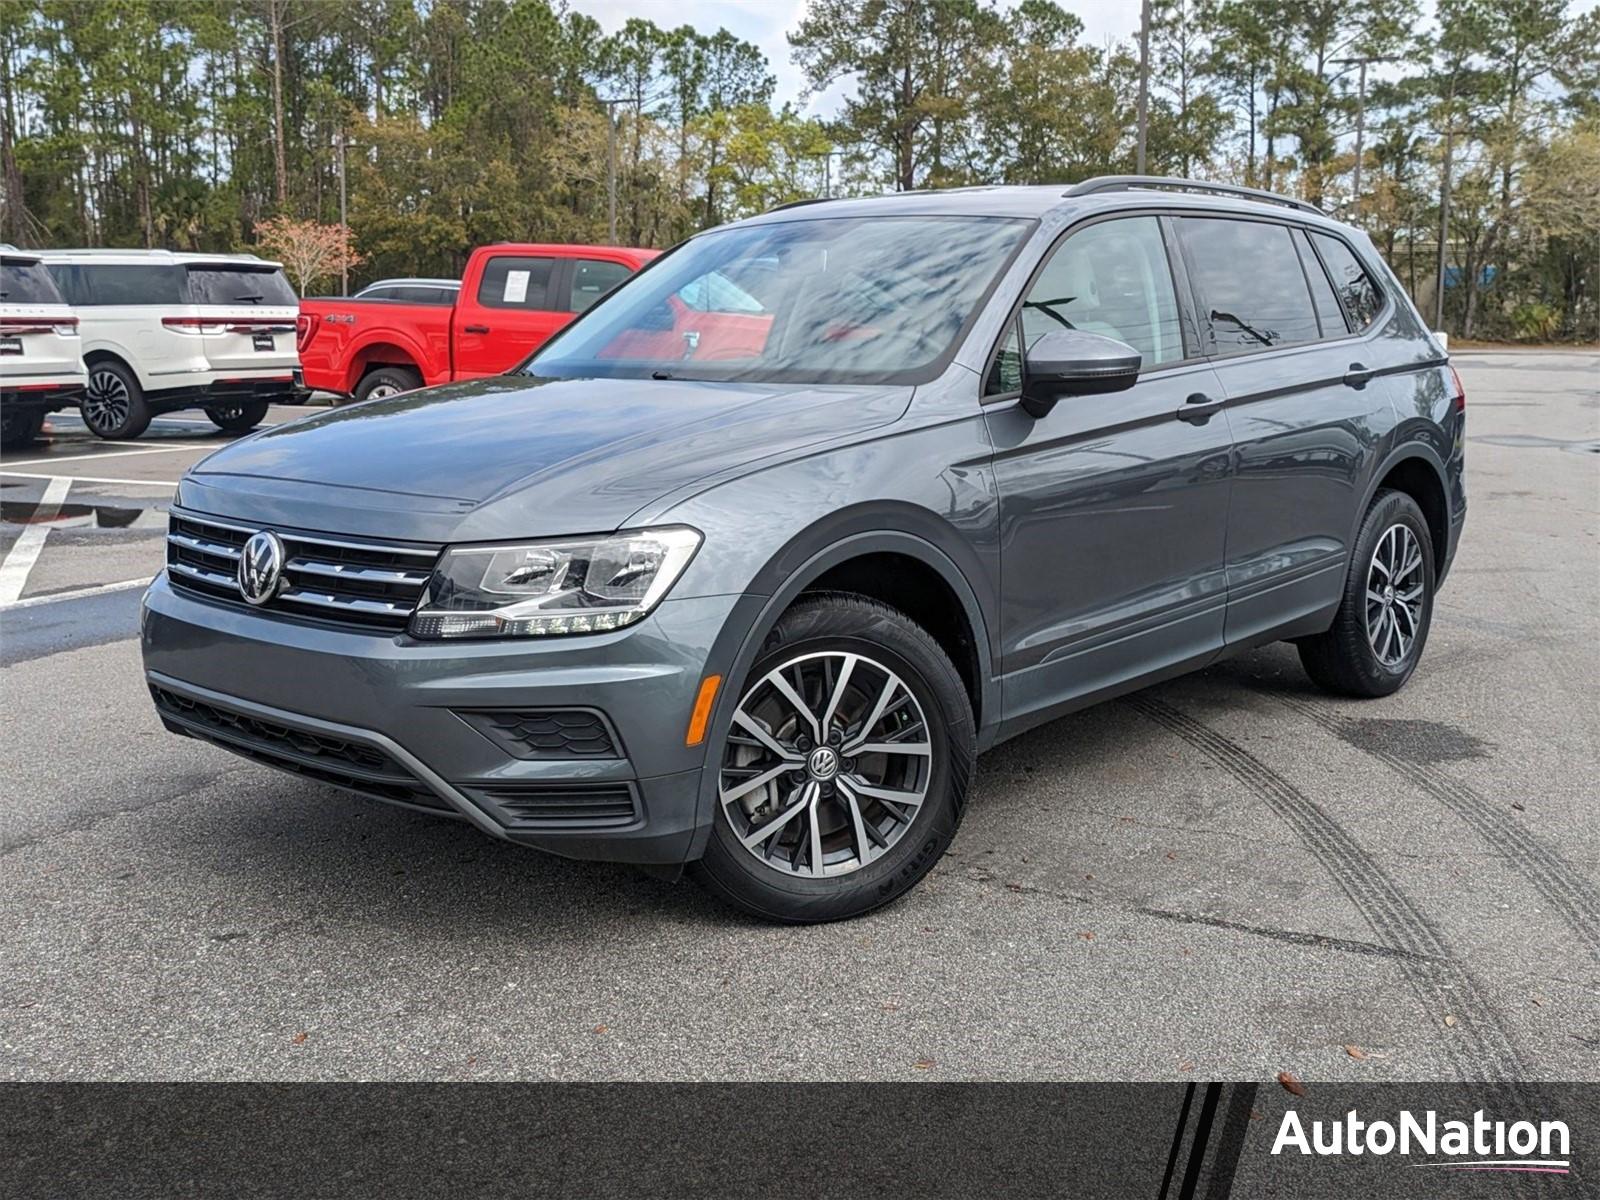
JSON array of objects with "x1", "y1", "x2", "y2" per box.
[{"x1": 1, "y1": 242, "x2": 657, "y2": 447}]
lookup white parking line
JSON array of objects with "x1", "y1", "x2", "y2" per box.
[
  {"x1": 1, "y1": 470, "x2": 181, "y2": 488},
  {"x1": 0, "y1": 576, "x2": 152, "y2": 611},
  {"x1": 1, "y1": 445, "x2": 206, "y2": 468},
  {"x1": 0, "y1": 475, "x2": 72, "y2": 605}
]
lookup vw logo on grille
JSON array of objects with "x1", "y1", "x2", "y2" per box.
[{"x1": 238, "y1": 530, "x2": 285, "y2": 606}]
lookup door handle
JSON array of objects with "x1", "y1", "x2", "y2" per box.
[
  {"x1": 1175, "y1": 392, "x2": 1226, "y2": 424},
  {"x1": 1344, "y1": 361, "x2": 1376, "y2": 388},
  {"x1": 463, "y1": 324, "x2": 490, "y2": 335}
]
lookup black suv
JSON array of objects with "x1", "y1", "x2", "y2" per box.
[{"x1": 143, "y1": 177, "x2": 1465, "y2": 922}]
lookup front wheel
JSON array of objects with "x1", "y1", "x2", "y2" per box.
[
  {"x1": 204, "y1": 399, "x2": 270, "y2": 432},
  {"x1": 695, "y1": 594, "x2": 975, "y2": 923},
  {"x1": 1298, "y1": 489, "x2": 1435, "y2": 697}
]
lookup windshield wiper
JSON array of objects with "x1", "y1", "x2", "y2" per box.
[
  {"x1": 650, "y1": 369, "x2": 675, "y2": 380},
  {"x1": 229, "y1": 293, "x2": 264, "y2": 304}
]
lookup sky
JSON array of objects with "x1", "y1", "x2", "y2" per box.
[{"x1": 574, "y1": 0, "x2": 1149, "y2": 114}]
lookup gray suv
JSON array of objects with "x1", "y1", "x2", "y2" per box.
[{"x1": 143, "y1": 177, "x2": 1466, "y2": 922}]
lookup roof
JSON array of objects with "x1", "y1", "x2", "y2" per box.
[
  {"x1": 744, "y1": 176, "x2": 1353, "y2": 234},
  {"x1": 33, "y1": 248, "x2": 284, "y2": 269}
]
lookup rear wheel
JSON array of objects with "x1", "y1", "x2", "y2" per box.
[
  {"x1": 0, "y1": 407, "x2": 45, "y2": 450},
  {"x1": 204, "y1": 399, "x2": 270, "y2": 432},
  {"x1": 82, "y1": 360, "x2": 151, "y2": 440},
  {"x1": 354, "y1": 365, "x2": 421, "y2": 404},
  {"x1": 1298, "y1": 489, "x2": 1435, "y2": 698},
  {"x1": 696, "y1": 594, "x2": 974, "y2": 923}
]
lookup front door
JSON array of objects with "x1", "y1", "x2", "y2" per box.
[{"x1": 985, "y1": 214, "x2": 1234, "y2": 735}]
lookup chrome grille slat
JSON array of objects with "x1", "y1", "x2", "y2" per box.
[
  {"x1": 285, "y1": 557, "x2": 430, "y2": 586},
  {"x1": 165, "y1": 508, "x2": 438, "y2": 633}
]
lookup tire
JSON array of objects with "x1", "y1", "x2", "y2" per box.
[
  {"x1": 204, "y1": 399, "x2": 270, "y2": 432},
  {"x1": 695, "y1": 593, "x2": 975, "y2": 924},
  {"x1": 1297, "y1": 488, "x2": 1435, "y2": 698},
  {"x1": 354, "y1": 365, "x2": 422, "y2": 404},
  {"x1": 82, "y1": 360, "x2": 152, "y2": 440},
  {"x1": 0, "y1": 407, "x2": 45, "y2": 450}
]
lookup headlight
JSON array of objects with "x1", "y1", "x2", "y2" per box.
[{"x1": 408, "y1": 526, "x2": 701, "y2": 639}]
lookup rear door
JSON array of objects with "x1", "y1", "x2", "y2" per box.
[
  {"x1": 1174, "y1": 214, "x2": 1394, "y2": 645},
  {"x1": 984, "y1": 214, "x2": 1232, "y2": 732},
  {"x1": 451, "y1": 253, "x2": 561, "y2": 378}
]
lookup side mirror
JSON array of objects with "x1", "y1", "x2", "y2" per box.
[{"x1": 1020, "y1": 330, "x2": 1142, "y2": 418}]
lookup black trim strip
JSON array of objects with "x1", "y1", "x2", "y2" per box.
[
  {"x1": 1158, "y1": 1081, "x2": 1197, "y2": 1200},
  {"x1": 1178, "y1": 1083, "x2": 1223, "y2": 1200}
]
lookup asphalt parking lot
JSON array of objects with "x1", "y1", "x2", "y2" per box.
[{"x1": 1, "y1": 353, "x2": 1596, "y2": 1083}]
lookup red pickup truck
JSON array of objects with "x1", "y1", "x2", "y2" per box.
[{"x1": 297, "y1": 243, "x2": 658, "y2": 402}]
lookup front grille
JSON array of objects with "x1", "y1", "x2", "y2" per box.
[
  {"x1": 455, "y1": 709, "x2": 620, "y2": 760},
  {"x1": 151, "y1": 684, "x2": 453, "y2": 813},
  {"x1": 165, "y1": 509, "x2": 438, "y2": 632},
  {"x1": 463, "y1": 782, "x2": 640, "y2": 828}
]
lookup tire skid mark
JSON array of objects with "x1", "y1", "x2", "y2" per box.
[
  {"x1": 1268, "y1": 690, "x2": 1600, "y2": 964},
  {"x1": 1124, "y1": 695, "x2": 1524, "y2": 1082}
]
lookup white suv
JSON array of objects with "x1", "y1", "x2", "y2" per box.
[
  {"x1": 39, "y1": 250, "x2": 303, "y2": 440},
  {"x1": 0, "y1": 248, "x2": 86, "y2": 449}
]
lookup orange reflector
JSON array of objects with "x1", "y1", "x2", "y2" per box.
[{"x1": 685, "y1": 675, "x2": 722, "y2": 747}]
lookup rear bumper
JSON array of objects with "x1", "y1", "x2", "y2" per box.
[
  {"x1": 141, "y1": 571, "x2": 755, "y2": 864},
  {"x1": 0, "y1": 380, "x2": 85, "y2": 415},
  {"x1": 146, "y1": 371, "x2": 304, "y2": 412}
]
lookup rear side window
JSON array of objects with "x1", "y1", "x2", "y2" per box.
[
  {"x1": 1311, "y1": 233, "x2": 1384, "y2": 330},
  {"x1": 393, "y1": 286, "x2": 454, "y2": 304},
  {"x1": 1179, "y1": 217, "x2": 1320, "y2": 352},
  {"x1": 571, "y1": 259, "x2": 632, "y2": 313},
  {"x1": 50, "y1": 263, "x2": 185, "y2": 307},
  {"x1": 476, "y1": 256, "x2": 556, "y2": 310},
  {"x1": 186, "y1": 266, "x2": 297, "y2": 306},
  {"x1": 0, "y1": 258, "x2": 66, "y2": 305},
  {"x1": 1294, "y1": 230, "x2": 1348, "y2": 336}
]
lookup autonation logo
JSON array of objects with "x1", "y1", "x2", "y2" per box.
[{"x1": 1273, "y1": 1109, "x2": 1572, "y2": 1174}]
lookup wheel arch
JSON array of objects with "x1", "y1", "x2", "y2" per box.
[
  {"x1": 1357, "y1": 441, "x2": 1452, "y2": 581},
  {"x1": 344, "y1": 337, "x2": 426, "y2": 394}
]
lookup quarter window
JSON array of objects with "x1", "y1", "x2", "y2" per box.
[
  {"x1": 476, "y1": 256, "x2": 556, "y2": 310},
  {"x1": 1018, "y1": 216, "x2": 1184, "y2": 369},
  {"x1": 1179, "y1": 218, "x2": 1320, "y2": 352},
  {"x1": 49, "y1": 263, "x2": 185, "y2": 307},
  {"x1": 1295, "y1": 230, "x2": 1348, "y2": 337},
  {"x1": 1311, "y1": 233, "x2": 1384, "y2": 330}
]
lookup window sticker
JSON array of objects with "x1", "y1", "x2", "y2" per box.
[{"x1": 503, "y1": 270, "x2": 530, "y2": 304}]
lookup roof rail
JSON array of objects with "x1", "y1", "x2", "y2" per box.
[
  {"x1": 1064, "y1": 175, "x2": 1321, "y2": 215},
  {"x1": 767, "y1": 196, "x2": 838, "y2": 213}
]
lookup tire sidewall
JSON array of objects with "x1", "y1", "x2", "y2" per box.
[
  {"x1": 205, "y1": 399, "x2": 270, "y2": 432},
  {"x1": 355, "y1": 367, "x2": 421, "y2": 404},
  {"x1": 700, "y1": 598, "x2": 973, "y2": 923},
  {"x1": 0, "y1": 407, "x2": 45, "y2": 449}
]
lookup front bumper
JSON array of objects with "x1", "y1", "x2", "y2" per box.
[{"x1": 141, "y1": 571, "x2": 756, "y2": 864}]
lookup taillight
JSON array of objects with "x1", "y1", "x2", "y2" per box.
[
  {"x1": 1449, "y1": 364, "x2": 1466, "y2": 415},
  {"x1": 295, "y1": 313, "x2": 314, "y2": 352},
  {"x1": 0, "y1": 315, "x2": 77, "y2": 336}
]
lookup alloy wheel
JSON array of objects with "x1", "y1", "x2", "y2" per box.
[
  {"x1": 84, "y1": 369, "x2": 131, "y2": 433},
  {"x1": 719, "y1": 650, "x2": 933, "y2": 878},
  {"x1": 1365, "y1": 523, "x2": 1425, "y2": 668},
  {"x1": 366, "y1": 383, "x2": 402, "y2": 400}
]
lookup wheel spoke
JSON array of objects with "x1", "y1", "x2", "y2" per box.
[
  {"x1": 842, "y1": 776, "x2": 926, "y2": 811},
  {"x1": 730, "y1": 710, "x2": 800, "y2": 764},
  {"x1": 806, "y1": 785, "x2": 825, "y2": 877},
  {"x1": 738, "y1": 782, "x2": 813, "y2": 850},
  {"x1": 845, "y1": 671, "x2": 902, "y2": 753},
  {"x1": 851, "y1": 741, "x2": 931, "y2": 758},
  {"x1": 839, "y1": 782, "x2": 877, "y2": 867},
  {"x1": 720, "y1": 760, "x2": 795, "y2": 805},
  {"x1": 767, "y1": 670, "x2": 822, "y2": 742},
  {"x1": 818, "y1": 652, "x2": 856, "y2": 733}
]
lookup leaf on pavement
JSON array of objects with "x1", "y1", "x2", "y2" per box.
[
  {"x1": 1343, "y1": 1044, "x2": 1367, "y2": 1060},
  {"x1": 1277, "y1": 1071, "x2": 1306, "y2": 1096},
  {"x1": 913, "y1": 1057, "x2": 936, "y2": 1070},
  {"x1": 291, "y1": 1031, "x2": 307, "y2": 1046}
]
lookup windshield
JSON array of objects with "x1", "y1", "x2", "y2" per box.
[
  {"x1": 185, "y1": 265, "x2": 297, "y2": 306},
  {"x1": 0, "y1": 258, "x2": 67, "y2": 305},
  {"x1": 525, "y1": 215, "x2": 1033, "y2": 385}
]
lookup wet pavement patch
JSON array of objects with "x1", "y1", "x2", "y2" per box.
[
  {"x1": 0, "y1": 498, "x2": 166, "y2": 529},
  {"x1": 1470, "y1": 433, "x2": 1600, "y2": 454},
  {"x1": 1334, "y1": 717, "x2": 1493, "y2": 765}
]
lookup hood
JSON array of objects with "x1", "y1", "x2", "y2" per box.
[{"x1": 185, "y1": 374, "x2": 911, "y2": 540}]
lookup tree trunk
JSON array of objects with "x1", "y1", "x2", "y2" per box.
[
  {"x1": 898, "y1": 62, "x2": 914, "y2": 191},
  {"x1": 0, "y1": 23, "x2": 26, "y2": 245},
  {"x1": 270, "y1": 0, "x2": 289, "y2": 211}
]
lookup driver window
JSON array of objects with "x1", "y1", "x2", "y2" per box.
[{"x1": 1018, "y1": 217, "x2": 1184, "y2": 369}]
